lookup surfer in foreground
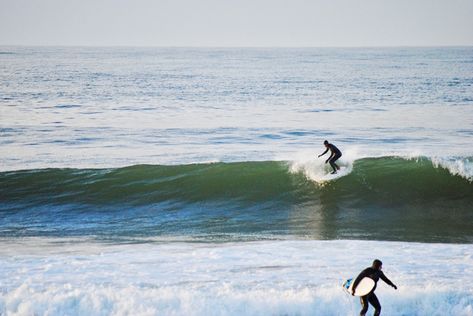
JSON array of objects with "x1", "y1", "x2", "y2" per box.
[
  {"x1": 318, "y1": 140, "x2": 342, "y2": 174},
  {"x1": 352, "y1": 259, "x2": 397, "y2": 316}
]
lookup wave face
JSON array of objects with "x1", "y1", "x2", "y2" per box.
[{"x1": 1, "y1": 157, "x2": 473, "y2": 242}]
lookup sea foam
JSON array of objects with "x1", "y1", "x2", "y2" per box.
[{"x1": 1, "y1": 239, "x2": 472, "y2": 316}]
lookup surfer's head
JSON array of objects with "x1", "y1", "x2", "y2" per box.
[
  {"x1": 323, "y1": 140, "x2": 329, "y2": 147},
  {"x1": 372, "y1": 259, "x2": 383, "y2": 270}
]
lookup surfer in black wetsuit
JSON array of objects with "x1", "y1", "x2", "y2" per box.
[
  {"x1": 352, "y1": 259, "x2": 397, "y2": 316},
  {"x1": 318, "y1": 140, "x2": 342, "y2": 174}
]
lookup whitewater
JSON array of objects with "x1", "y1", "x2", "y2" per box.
[
  {"x1": 1, "y1": 47, "x2": 473, "y2": 315},
  {"x1": 1, "y1": 239, "x2": 472, "y2": 316}
]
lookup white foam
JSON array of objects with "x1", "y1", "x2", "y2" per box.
[
  {"x1": 286, "y1": 148, "x2": 473, "y2": 184},
  {"x1": 430, "y1": 157, "x2": 473, "y2": 182},
  {"x1": 287, "y1": 148, "x2": 359, "y2": 183},
  {"x1": 1, "y1": 239, "x2": 472, "y2": 316}
]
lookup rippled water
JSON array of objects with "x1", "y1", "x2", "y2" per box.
[{"x1": 1, "y1": 47, "x2": 472, "y2": 169}]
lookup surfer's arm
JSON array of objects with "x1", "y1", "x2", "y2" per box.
[
  {"x1": 352, "y1": 270, "x2": 368, "y2": 294},
  {"x1": 325, "y1": 151, "x2": 334, "y2": 163},
  {"x1": 380, "y1": 272, "x2": 397, "y2": 289},
  {"x1": 318, "y1": 148, "x2": 328, "y2": 157}
]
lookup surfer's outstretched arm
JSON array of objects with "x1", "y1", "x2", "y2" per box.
[
  {"x1": 318, "y1": 148, "x2": 329, "y2": 157},
  {"x1": 380, "y1": 272, "x2": 397, "y2": 289}
]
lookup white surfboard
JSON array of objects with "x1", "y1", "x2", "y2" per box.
[
  {"x1": 343, "y1": 277, "x2": 375, "y2": 296},
  {"x1": 318, "y1": 166, "x2": 349, "y2": 182}
]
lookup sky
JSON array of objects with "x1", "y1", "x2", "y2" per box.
[{"x1": 1, "y1": 0, "x2": 472, "y2": 47}]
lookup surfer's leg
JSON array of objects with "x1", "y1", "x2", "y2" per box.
[
  {"x1": 359, "y1": 295, "x2": 369, "y2": 316},
  {"x1": 368, "y1": 293, "x2": 381, "y2": 316},
  {"x1": 329, "y1": 154, "x2": 341, "y2": 172},
  {"x1": 334, "y1": 153, "x2": 341, "y2": 169},
  {"x1": 329, "y1": 160, "x2": 337, "y2": 173}
]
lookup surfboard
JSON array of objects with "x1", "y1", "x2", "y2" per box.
[
  {"x1": 343, "y1": 277, "x2": 375, "y2": 296},
  {"x1": 319, "y1": 166, "x2": 349, "y2": 182}
]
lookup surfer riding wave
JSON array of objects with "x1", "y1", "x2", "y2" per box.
[{"x1": 318, "y1": 140, "x2": 342, "y2": 174}]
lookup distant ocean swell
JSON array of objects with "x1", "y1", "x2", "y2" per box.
[{"x1": 1, "y1": 156, "x2": 472, "y2": 242}]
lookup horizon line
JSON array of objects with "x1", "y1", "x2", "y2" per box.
[{"x1": 1, "y1": 44, "x2": 473, "y2": 49}]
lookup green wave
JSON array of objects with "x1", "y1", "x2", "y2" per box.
[
  {"x1": 1, "y1": 157, "x2": 472, "y2": 208},
  {"x1": 1, "y1": 157, "x2": 473, "y2": 242}
]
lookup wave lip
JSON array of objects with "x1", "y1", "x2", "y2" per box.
[{"x1": 430, "y1": 156, "x2": 473, "y2": 182}]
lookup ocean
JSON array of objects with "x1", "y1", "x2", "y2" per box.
[{"x1": 1, "y1": 46, "x2": 473, "y2": 315}]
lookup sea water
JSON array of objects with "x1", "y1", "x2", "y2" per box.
[{"x1": 1, "y1": 47, "x2": 473, "y2": 315}]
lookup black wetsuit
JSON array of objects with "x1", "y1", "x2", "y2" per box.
[
  {"x1": 352, "y1": 268, "x2": 395, "y2": 316},
  {"x1": 321, "y1": 143, "x2": 342, "y2": 172}
]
